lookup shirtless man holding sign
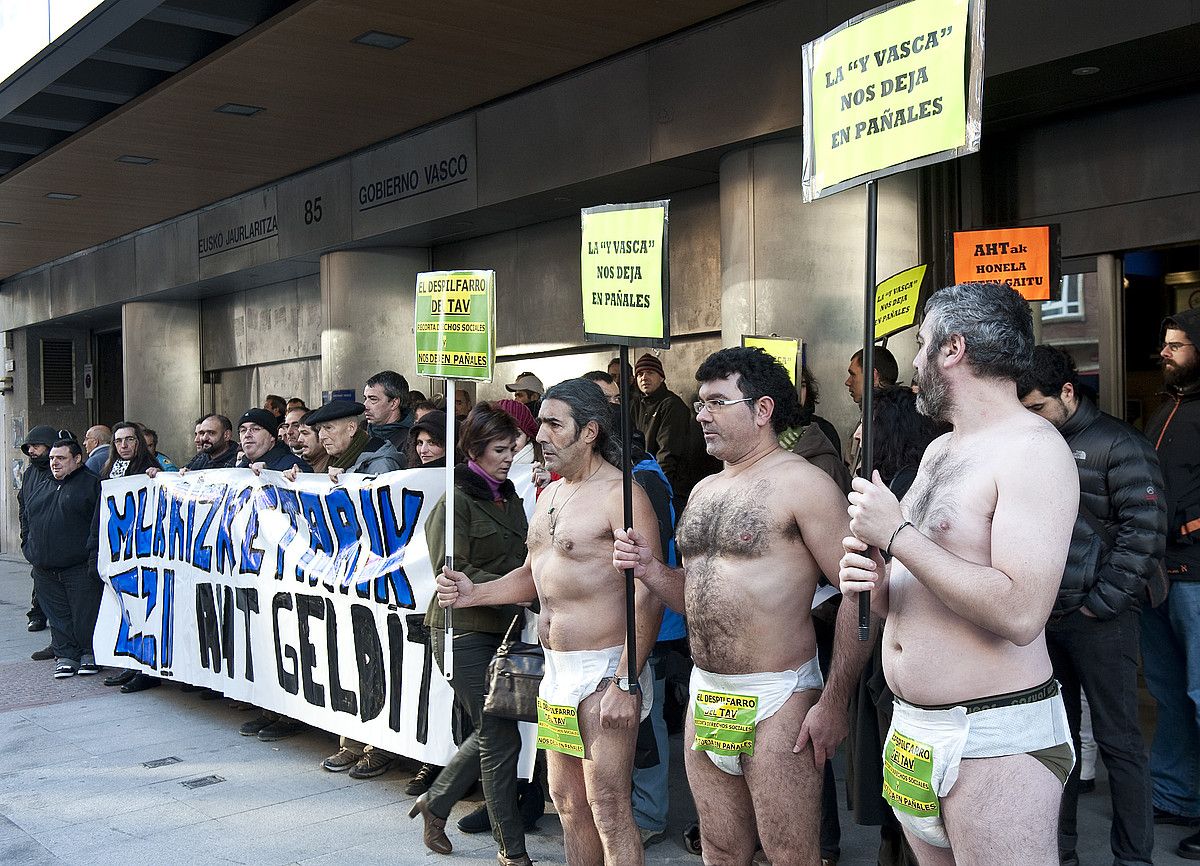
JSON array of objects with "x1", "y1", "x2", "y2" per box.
[
  {"x1": 437, "y1": 378, "x2": 662, "y2": 866},
  {"x1": 840, "y1": 282, "x2": 1078, "y2": 865},
  {"x1": 614, "y1": 347, "x2": 873, "y2": 865}
]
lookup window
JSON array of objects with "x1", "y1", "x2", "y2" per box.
[
  {"x1": 1042, "y1": 273, "x2": 1084, "y2": 321},
  {"x1": 40, "y1": 338, "x2": 75, "y2": 405}
]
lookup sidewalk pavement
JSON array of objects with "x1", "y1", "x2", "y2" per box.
[{"x1": 0, "y1": 555, "x2": 1193, "y2": 864}]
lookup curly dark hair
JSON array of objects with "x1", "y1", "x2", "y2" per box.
[
  {"x1": 871, "y1": 386, "x2": 946, "y2": 486},
  {"x1": 695, "y1": 347, "x2": 802, "y2": 435},
  {"x1": 1015, "y1": 345, "x2": 1078, "y2": 400}
]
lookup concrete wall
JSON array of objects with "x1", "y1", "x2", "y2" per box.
[
  {"x1": 720, "y1": 139, "x2": 921, "y2": 449},
  {"x1": 122, "y1": 300, "x2": 201, "y2": 468}
]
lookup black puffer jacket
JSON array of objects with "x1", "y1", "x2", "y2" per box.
[
  {"x1": 1145, "y1": 306, "x2": 1200, "y2": 581},
  {"x1": 1057, "y1": 396, "x2": 1166, "y2": 617},
  {"x1": 20, "y1": 465, "x2": 101, "y2": 570}
]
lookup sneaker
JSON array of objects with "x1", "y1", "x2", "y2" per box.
[
  {"x1": 30, "y1": 645, "x2": 54, "y2": 661},
  {"x1": 77, "y1": 656, "x2": 100, "y2": 675},
  {"x1": 257, "y1": 718, "x2": 304, "y2": 741},
  {"x1": 458, "y1": 804, "x2": 491, "y2": 834},
  {"x1": 54, "y1": 660, "x2": 77, "y2": 679},
  {"x1": 239, "y1": 714, "x2": 275, "y2": 736},
  {"x1": 348, "y1": 750, "x2": 394, "y2": 779},
  {"x1": 27, "y1": 619, "x2": 46, "y2": 632},
  {"x1": 322, "y1": 747, "x2": 362, "y2": 772},
  {"x1": 639, "y1": 828, "x2": 666, "y2": 849},
  {"x1": 405, "y1": 763, "x2": 442, "y2": 796}
]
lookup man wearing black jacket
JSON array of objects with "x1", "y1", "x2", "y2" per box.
[
  {"x1": 17, "y1": 424, "x2": 57, "y2": 633},
  {"x1": 24, "y1": 439, "x2": 104, "y2": 679},
  {"x1": 1019, "y1": 346, "x2": 1165, "y2": 866},
  {"x1": 235, "y1": 408, "x2": 309, "y2": 472},
  {"x1": 1143, "y1": 308, "x2": 1200, "y2": 859}
]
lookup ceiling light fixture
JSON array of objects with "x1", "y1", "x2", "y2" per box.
[
  {"x1": 116, "y1": 154, "x2": 157, "y2": 165},
  {"x1": 1071, "y1": 66, "x2": 1100, "y2": 76},
  {"x1": 352, "y1": 30, "x2": 410, "y2": 49},
  {"x1": 214, "y1": 102, "x2": 265, "y2": 116},
  {"x1": 0, "y1": 219, "x2": 20, "y2": 226},
  {"x1": 45, "y1": 192, "x2": 80, "y2": 200}
]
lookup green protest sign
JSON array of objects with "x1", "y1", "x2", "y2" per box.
[
  {"x1": 580, "y1": 201, "x2": 670, "y2": 348},
  {"x1": 414, "y1": 270, "x2": 495, "y2": 382},
  {"x1": 801, "y1": 0, "x2": 984, "y2": 201}
]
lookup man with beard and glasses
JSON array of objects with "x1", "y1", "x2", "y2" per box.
[
  {"x1": 839, "y1": 282, "x2": 1079, "y2": 865},
  {"x1": 1142, "y1": 308, "x2": 1200, "y2": 858}
]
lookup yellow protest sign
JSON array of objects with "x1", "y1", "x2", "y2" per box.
[
  {"x1": 414, "y1": 270, "x2": 495, "y2": 382},
  {"x1": 802, "y1": 0, "x2": 984, "y2": 201},
  {"x1": 875, "y1": 264, "x2": 927, "y2": 338},
  {"x1": 741, "y1": 335, "x2": 801, "y2": 384},
  {"x1": 580, "y1": 201, "x2": 670, "y2": 347}
]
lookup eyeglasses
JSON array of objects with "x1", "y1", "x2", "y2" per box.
[
  {"x1": 693, "y1": 397, "x2": 755, "y2": 414},
  {"x1": 1161, "y1": 341, "x2": 1195, "y2": 353}
]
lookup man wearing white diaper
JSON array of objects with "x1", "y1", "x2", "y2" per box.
[
  {"x1": 438, "y1": 378, "x2": 663, "y2": 866},
  {"x1": 615, "y1": 346, "x2": 871, "y2": 866},
  {"x1": 840, "y1": 282, "x2": 1080, "y2": 865}
]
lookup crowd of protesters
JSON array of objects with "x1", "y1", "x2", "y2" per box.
[{"x1": 14, "y1": 282, "x2": 1200, "y2": 864}]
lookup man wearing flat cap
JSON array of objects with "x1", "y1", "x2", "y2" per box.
[
  {"x1": 304, "y1": 400, "x2": 404, "y2": 478},
  {"x1": 632, "y1": 353, "x2": 714, "y2": 509},
  {"x1": 236, "y1": 408, "x2": 309, "y2": 472}
]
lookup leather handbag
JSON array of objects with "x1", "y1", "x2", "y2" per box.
[{"x1": 483, "y1": 614, "x2": 544, "y2": 723}]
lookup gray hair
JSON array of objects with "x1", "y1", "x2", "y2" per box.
[
  {"x1": 543, "y1": 378, "x2": 621, "y2": 466},
  {"x1": 923, "y1": 282, "x2": 1033, "y2": 381}
]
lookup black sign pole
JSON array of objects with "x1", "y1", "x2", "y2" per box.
[
  {"x1": 858, "y1": 180, "x2": 878, "y2": 641},
  {"x1": 618, "y1": 344, "x2": 640, "y2": 693}
]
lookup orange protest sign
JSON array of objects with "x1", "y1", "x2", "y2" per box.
[{"x1": 952, "y1": 225, "x2": 1060, "y2": 301}]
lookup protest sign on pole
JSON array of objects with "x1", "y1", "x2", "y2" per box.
[
  {"x1": 93, "y1": 466, "x2": 539, "y2": 772},
  {"x1": 952, "y1": 225, "x2": 1061, "y2": 302},
  {"x1": 802, "y1": 0, "x2": 985, "y2": 203},
  {"x1": 415, "y1": 269, "x2": 496, "y2": 678},
  {"x1": 579, "y1": 200, "x2": 670, "y2": 701},
  {"x1": 741, "y1": 335, "x2": 802, "y2": 384},
  {"x1": 875, "y1": 264, "x2": 928, "y2": 339},
  {"x1": 802, "y1": 0, "x2": 984, "y2": 638}
]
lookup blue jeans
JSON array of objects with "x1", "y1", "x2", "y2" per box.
[
  {"x1": 632, "y1": 650, "x2": 669, "y2": 833},
  {"x1": 1141, "y1": 581, "x2": 1200, "y2": 817}
]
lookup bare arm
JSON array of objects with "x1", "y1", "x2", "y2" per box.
[
  {"x1": 612, "y1": 473, "x2": 686, "y2": 610},
  {"x1": 851, "y1": 429, "x2": 1079, "y2": 646}
]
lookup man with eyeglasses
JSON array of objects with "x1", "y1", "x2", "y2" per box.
[
  {"x1": 615, "y1": 346, "x2": 867, "y2": 865},
  {"x1": 1143, "y1": 308, "x2": 1200, "y2": 858}
]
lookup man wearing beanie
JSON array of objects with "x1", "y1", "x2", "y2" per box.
[
  {"x1": 236, "y1": 408, "x2": 309, "y2": 472},
  {"x1": 18, "y1": 425, "x2": 59, "y2": 636},
  {"x1": 632, "y1": 353, "x2": 712, "y2": 508}
]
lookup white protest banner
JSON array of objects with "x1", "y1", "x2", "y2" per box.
[{"x1": 94, "y1": 465, "x2": 538, "y2": 767}]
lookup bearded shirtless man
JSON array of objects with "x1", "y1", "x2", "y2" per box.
[
  {"x1": 437, "y1": 378, "x2": 663, "y2": 866},
  {"x1": 840, "y1": 282, "x2": 1079, "y2": 866},
  {"x1": 614, "y1": 347, "x2": 872, "y2": 865}
]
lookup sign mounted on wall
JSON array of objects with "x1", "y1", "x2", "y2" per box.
[
  {"x1": 875, "y1": 264, "x2": 927, "y2": 338},
  {"x1": 951, "y1": 225, "x2": 1060, "y2": 302},
  {"x1": 580, "y1": 201, "x2": 670, "y2": 348},
  {"x1": 414, "y1": 270, "x2": 495, "y2": 382},
  {"x1": 801, "y1": 0, "x2": 985, "y2": 202}
]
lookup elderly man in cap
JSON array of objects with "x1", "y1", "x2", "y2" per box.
[
  {"x1": 631, "y1": 353, "x2": 713, "y2": 509},
  {"x1": 236, "y1": 408, "x2": 309, "y2": 472},
  {"x1": 303, "y1": 400, "x2": 404, "y2": 479}
]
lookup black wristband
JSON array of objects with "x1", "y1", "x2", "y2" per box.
[{"x1": 885, "y1": 520, "x2": 914, "y2": 559}]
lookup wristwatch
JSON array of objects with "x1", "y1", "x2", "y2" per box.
[{"x1": 611, "y1": 676, "x2": 634, "y2": 693}]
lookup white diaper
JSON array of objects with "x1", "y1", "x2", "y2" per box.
[
  {"x1": 884, "y1": 679, "x2": 1073, "y2": 848},
  {"x1": 689, "y1": 658, "x2": 825, "y2": 776}
]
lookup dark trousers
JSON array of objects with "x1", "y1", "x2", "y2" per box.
[
  {"x1": 31, "y1": 563, "x2": 101, "y2": 664},
  {"x1": 28, "y1": 583, "x2": 45, "y2": 624},
  {"x1": 1047, "y1": 608, "x2": 1154, "y2": 865},
  {"x1": 429, "y1": 629, "x2": 526, "y2": 858}
]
